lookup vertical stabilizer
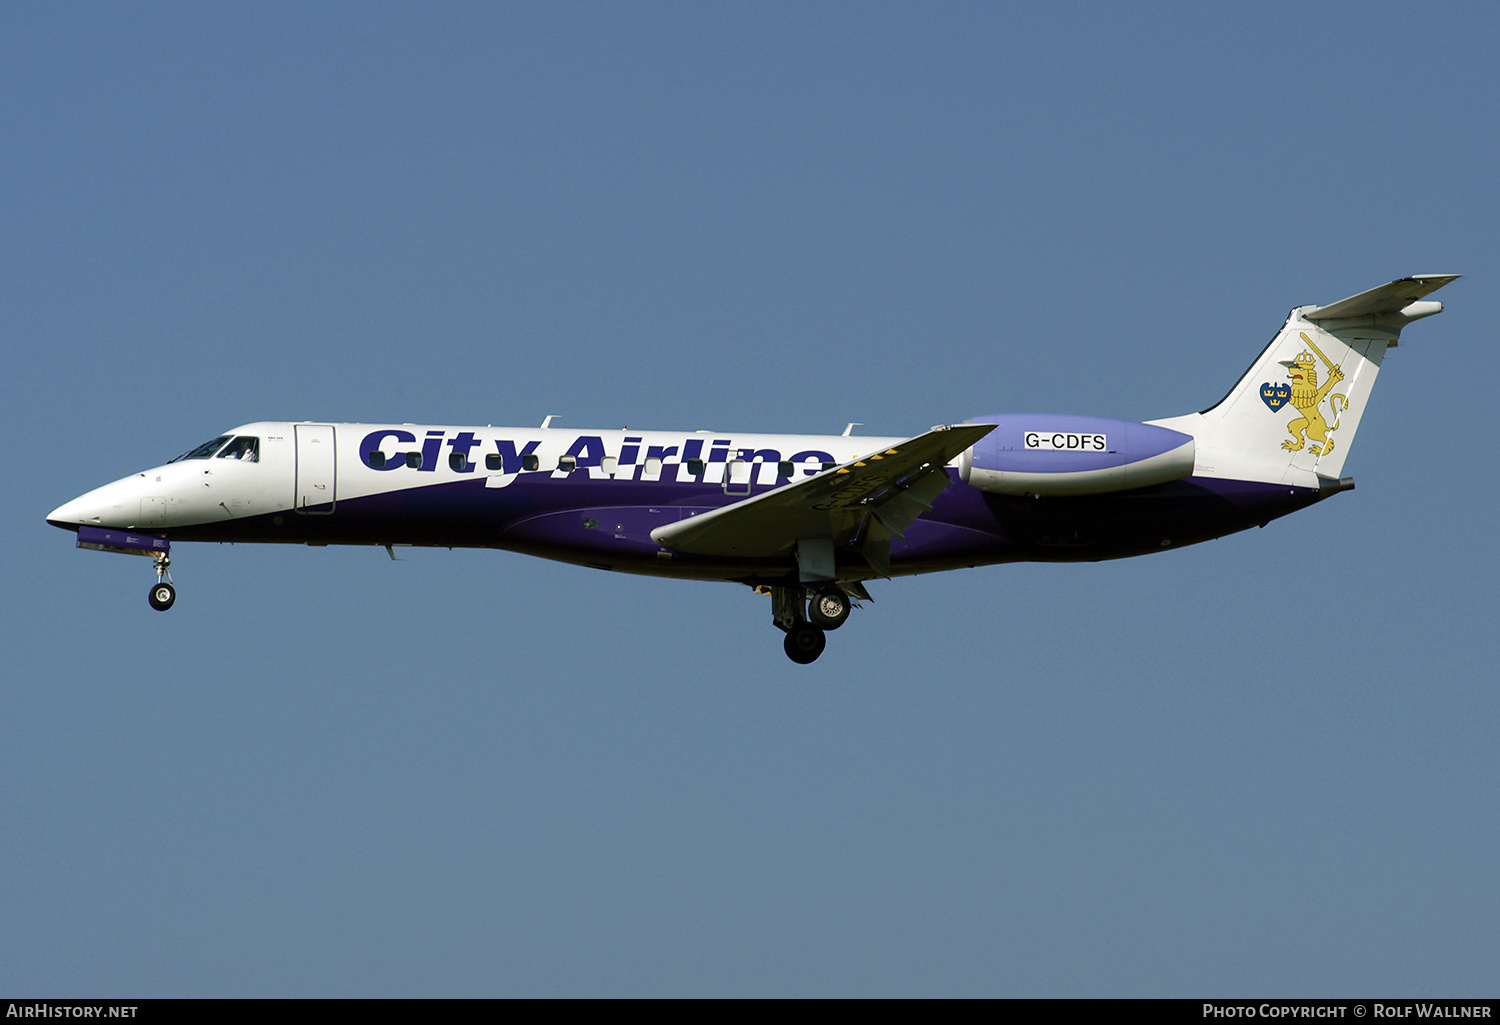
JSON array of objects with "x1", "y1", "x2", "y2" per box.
[{"x1": 1150, "y1": 275, "x2": 1458, "y2": 486}]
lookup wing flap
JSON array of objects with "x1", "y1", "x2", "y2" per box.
[{"x1": 650, "y1": 423, "x2": 995, "y2": 558}]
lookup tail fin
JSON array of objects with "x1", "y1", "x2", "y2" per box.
[{"x1": 1150, "y1": 275, "x2": 1459, "y2": 486}]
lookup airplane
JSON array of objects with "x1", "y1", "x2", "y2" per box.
[{"x1": 47, "y1": 275, "x2": 1457, "y2": 663}]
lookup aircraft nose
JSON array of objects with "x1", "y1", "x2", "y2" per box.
[
  {"x1": 46, "y1": 477, "x2": 142, "y2": 531},
  {"x1": 47, "y1": 496, "x2": 85, "y2": 528},
  {"x1": 47, "y1": 492, "x2": 106, "y2": 529}
]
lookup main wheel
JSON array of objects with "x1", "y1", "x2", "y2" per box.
[
  {"x1": 807, "y1": 587, "x2": 850, "y2": 630},
  {"x1": 784, "y1": 623, "x2": 826, "y2": 664},
  {"x1": 148, "y1": 582, "x2": 176, "y2": 611}
]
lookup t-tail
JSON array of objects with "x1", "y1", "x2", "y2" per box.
[{"x1": 1150, "y1": 274, "x2": 1460, "y2": 488}]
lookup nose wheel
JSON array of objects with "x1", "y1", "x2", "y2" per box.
[{"x1": 148, "y1": 552, "x2": 176, "y2": 611}]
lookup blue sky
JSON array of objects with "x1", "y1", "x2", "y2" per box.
[{"x1": 4, "y1": 2, "x2": 1497, "y2": 996}]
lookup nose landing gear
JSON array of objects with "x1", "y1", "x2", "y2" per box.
[{"x1": 148, "y1": 552, "x2": 176, "y2": 611}]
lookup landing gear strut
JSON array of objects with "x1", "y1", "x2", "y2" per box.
[{"x1": 148, "y1": 552, "x2": 175, "y2": 611}]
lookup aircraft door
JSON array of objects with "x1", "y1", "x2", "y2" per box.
[{"x1": 294, "y1": 424, "x2": 336, "y2": 514}]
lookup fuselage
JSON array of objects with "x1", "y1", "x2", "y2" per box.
[
  {"x1": 43, "y1": 276, "x2": 1454, "y2": 664},
  {"x1": 46, "y1": 420, "x2": 1322, "y2": 585}
]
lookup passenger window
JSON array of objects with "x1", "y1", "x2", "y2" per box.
[
  {"x1": 778, "y1": 461, "x2": 793, "y2": 477},
  {"x1": 522, "y1": 454, "x2": 539, "y2": 471},
  {"x1": 687, "y1": 459, "x2": 705, "y2": 475},
  {"x1": 821, "y1": 462, "x2": 835, "y2": 472},
  {"x1": 369, "y1": 451, "x2": 387, "y2": 468},
  {"x1": 558, "y1": 455, "x2": 576, "y2": 471},
  {"x1": 485, "y1": 453, "x2": 502, "y2": 471},
  {"x1": 450, "y1": 452, "x2": 467, "y2": 471},
  {"x1": 406, "y1": 452, "x2": 422, "y2": 469},
  {"x1": 644, "y1": 457, "x2": 662, "y2": 474},
  {"x1": 725, "y1": 459, "x2": 751, "y2": 494}
]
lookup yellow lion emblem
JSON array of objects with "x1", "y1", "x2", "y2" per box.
[{"x1": 1280, "y1": 332, "x2": 1349, "y2": 456}]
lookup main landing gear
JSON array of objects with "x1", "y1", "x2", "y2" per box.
[
  {"x1": 808, "y1": 586, "x2": 852, "y2": 630},
  {"x1": 765, "y1": 584, "x2": 855, "y2": 664},
  {"x1": 784, "y1": 622, "x2": 826, "y2": 664},
  {"x1": 148, "y1": 552, "x2": 175, "y2": 611}
]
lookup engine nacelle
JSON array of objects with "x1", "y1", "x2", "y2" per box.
[{"x1": 959, "y1": 414, "x2": 1196, "y2": 497}]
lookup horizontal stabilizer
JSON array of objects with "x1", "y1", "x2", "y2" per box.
[
  {"x1": 651, "y1": 423, "x2": 995, "y2": 558},
  {"x1": 1304, "y1": 274, "x2": 1460, "y2": 321}
]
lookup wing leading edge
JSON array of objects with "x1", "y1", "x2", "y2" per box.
[{"x1": 650, "y1": 423, "x2": 996, "y2": 575}]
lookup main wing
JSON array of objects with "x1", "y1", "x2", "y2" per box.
[{"x1": 650, "y1": 423, "x2": 995, "y2": 574}]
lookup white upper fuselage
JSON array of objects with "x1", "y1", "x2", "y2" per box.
[{"x1": 47, "y1": 422, "x2": 912, "y2": 533}]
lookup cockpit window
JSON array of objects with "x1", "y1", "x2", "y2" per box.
[
  {"x1": 217, "y1": 436, "x2": 259, "y2": 462},
  {"x1": 169, "y1": 435, "x2": 232, "y2": 462}
]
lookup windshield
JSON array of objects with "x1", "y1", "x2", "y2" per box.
[
  {"x1": 169, "y1": 435, "x2": 232, "y2": 463},
  {"x1": 216, "y1": 436, "x2": 259, "y2": 462}
]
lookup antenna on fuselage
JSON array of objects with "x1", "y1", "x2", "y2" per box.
[
  {"x1": 540, "y1": 415, "x2": 559, "y2": 429},
  {"x1": 842, "y1": 423, "x2": 862, "y2": 436}
]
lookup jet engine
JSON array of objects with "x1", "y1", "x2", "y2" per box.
[{"x1": 959, "y1": 414, "x2": 1196, "y2": 497}]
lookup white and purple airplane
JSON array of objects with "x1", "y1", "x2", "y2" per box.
[{"x1": 48, "y1": 275, "x2": 1456, "y2": 662}]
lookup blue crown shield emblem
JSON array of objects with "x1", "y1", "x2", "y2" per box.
[{"x1": 1260, "y1": 382, "x2": 1291, "y2": 412}]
